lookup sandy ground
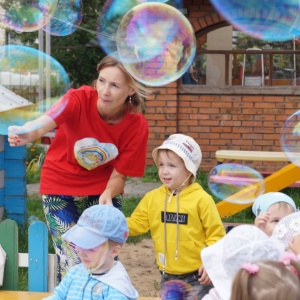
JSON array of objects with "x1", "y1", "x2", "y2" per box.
[{"x1": 119, "y1": 238, "x2": 161, "y2": 297}]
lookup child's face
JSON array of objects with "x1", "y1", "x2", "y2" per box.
[
  {"x1": 75, "y1": 240, "x2": 111, "y2": 272},
  {"x1": 157, "y1": 150, "x2": 191, "y2": 191},
  {"x1": 264, "y1": 205, "x2": 294, "y2": 236}
]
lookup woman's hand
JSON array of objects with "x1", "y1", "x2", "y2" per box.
[{"x1": 8, "y1": 126, "x2": 30, "y2": 146}]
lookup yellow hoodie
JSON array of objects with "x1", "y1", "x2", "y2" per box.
[{"x1": 126, "y1": 182, "x2": 226, "y2": 275}]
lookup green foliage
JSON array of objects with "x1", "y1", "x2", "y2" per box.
[
  {"x1": 143, "y1": 165, "x2": 160, "y2": 182},
  {"x1": 26, "y1": 143, "x2": 46, "y2": 184}
]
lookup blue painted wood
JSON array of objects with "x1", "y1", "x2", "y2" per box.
[
  {"x1": 4, "y1": 160, "x2": 26, "y2": 177},
  {"x1": 5, "y1": 197, "x2": 27, "y2": 214},
  {"x1": 4, "y1": 144, "x2": 26, "y2": 159},
  {"x1": 4, "y1": 179, "x2": 26, "y2": 196},
  {"x1": 28, "y1": 221, "x2": 48, "y2": 292},
  {"x1": 0, "y1": 189, "x2": 4, "y2": 206},
  {"x1": 0, "y1": 152, "x2": 4, "y2": 169},
  {"x1": 0, "y1": 219, "x2": 18, "y2": 290}
]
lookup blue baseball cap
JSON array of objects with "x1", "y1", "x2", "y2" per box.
[
  {"x1": 62, "y1": 204, "x2": 128, "y2": 249},
  {"x1": 252, "y1": 192, "x2": 297, "y2": 216}
]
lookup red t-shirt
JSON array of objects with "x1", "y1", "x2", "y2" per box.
[{"x1": 40, "y1": 86, "x2": 149, "y2": 196}]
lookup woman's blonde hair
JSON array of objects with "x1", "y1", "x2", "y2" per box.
[
  {"x1": 93, "y1": 55, "x2": 151, "y2": 113},
  {"x1": 230, "y1": 259, "x2": 300, "y2": 300}
]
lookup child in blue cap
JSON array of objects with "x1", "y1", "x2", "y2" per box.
[
  {"x1": 252, "y1": 192, "x2": 297, "y2": 236},
  {"x1": 43, "y1": 204, "x2": 138, "y2": 300}
]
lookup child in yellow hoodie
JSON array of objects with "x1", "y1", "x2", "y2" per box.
[{"x1": 126, "y1": 134, "x2": 226, "y2": 299}]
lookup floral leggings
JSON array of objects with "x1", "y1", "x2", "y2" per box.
[{"x1": 41, "y1": 194, "x2": 122, "y2": 283}]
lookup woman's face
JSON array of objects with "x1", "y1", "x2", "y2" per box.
[{"x1": 96, "y1": 66, "x2": 134, "y2": 114}]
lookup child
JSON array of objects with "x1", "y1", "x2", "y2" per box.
[
  {"x1": 201, "y1": 224, "x2": 285, "y2": 300},
  {"x1": 252, "y1": 192, "x2": 296, "y2": 236},
  {"x1": 230, "y1": 259, "x2": 300, "y2": 300},
  {"x1": 126, "y1": 134, "x2": 226, "y2": 300},
  {"x1": 43, "y1": 204, "x2": 138, "y2": 300}
]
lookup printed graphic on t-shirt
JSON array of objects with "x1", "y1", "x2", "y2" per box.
[
  {"x1": 161, "y1": 212, "x2": 188, "y2": 224},
  {"x1": 74, "y1": 137, "x2": 118, "y2": 170}
]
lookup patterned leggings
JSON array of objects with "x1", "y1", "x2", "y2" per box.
[{"x1": 41, "y1": 194, "x2": 122, "y2": 283}]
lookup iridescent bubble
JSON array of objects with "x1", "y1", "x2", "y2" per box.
[
  {"x1": 210, "y1": 0, "x2": 300, "y2": 41},
  {"x1": 161, "y1": 280, "x2": 197, "y2": 300},
  {"x1": 208, "y1": 163, "x2": 265, "y2": 204},
  {"x1": 0, "y1": 0, "x2": 58, "y2": 33},
  {"x1": 97, "y1": 0, "x2": 183, "y2": 58},
  {"x1": 117, "y1": 2, "x2": 196, "y2": 86},
  {"x1": 43, "y1": 0, "x2": 83, "y2": 36},
  {"x1": 280, "y1": 110, "x2": 300, "y2": 167},
  {"x1": 0, "y1": 45, "x2": 70, "y2": 135}
]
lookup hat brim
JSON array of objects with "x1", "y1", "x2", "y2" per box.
[
  {"x1": 201, "y1": 238, "x2": 231, "y2": 300},
  {"x1": 62, "y1": 225, "x2": 107, "y2": 249}
]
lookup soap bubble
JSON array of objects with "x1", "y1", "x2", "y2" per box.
[
  {"x1": 0, "y1": 0, "x2": 58, "y2": 32},
  {"x1": 210, "y1": 0, "x2": 300, "y2": 41},
  {"x1": 208, "y1": 163, "x2": 265, "y2": 204},
  {"x1": 97, "y1": 0, "x2": 183, "y2": 57},
  {"x1": 43, "y1": 0, "x2": 83, "y2": 36},
  {"x1": 280, "y1": 109, "x2": 300, "y2": 167},
  {"x1": 0, "y1": 45, "x2": 70, "y2": 135},
  {"x1": 117, "y1": 2, "x2": 196, "y2": 86},
  {"x1": 161, "y1": 280, "x2": 197, "y2": 300}
]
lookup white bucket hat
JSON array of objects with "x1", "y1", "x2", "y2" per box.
[
  {"x1": 252, "y1": 192, "x2": 296, "y2": 216},
  {"x1": 201, "y1": 224, "x2": 285, "y2": 300},
  {"x1": 152, "y1": 134, "x2": 202, "y2": 182},
  {"x1": 272, "y1": 211, "x2": 300, "y2": 249}
]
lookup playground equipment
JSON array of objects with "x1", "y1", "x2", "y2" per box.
[{"x1": 215, "y1": 150, "x2": 300, "y2": 218}]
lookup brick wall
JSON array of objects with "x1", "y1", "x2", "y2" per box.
[{"x1": 146, "y1": 87, "x2": 300, "y2": 174}]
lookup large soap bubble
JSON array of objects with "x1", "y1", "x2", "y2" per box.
[
  {"x1": 210, "y1": 0, "x2": 300, "y2": 41},
  {"x1": 280, "y1": 109, "x2": 300, "y2": 167},
  {"x1": 117, "y1": 2, "x2": 196, "y2": 86},
  {"x1": 0, "y1": 45, "x2": 70, "y2": 135},
  {"x1": 208, "y1": 163, "x2": 265, "y2": 204},
  {"x1": 43, "y1": 0, "x2": 83, "y2": 36},
  {"x1": 0, "y1": 0, "x2": 58, "y2": 32},
  {"x1": 97, "y1": 0, "x2": 182, "y2": 57}
]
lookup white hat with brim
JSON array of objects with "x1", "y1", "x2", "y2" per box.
[
  {"x1": 152, "y1": 134, "x2": 202, "y2": 182},
  {"x1": 201, "y1": 225, "x2": 285, "y2": 300}
]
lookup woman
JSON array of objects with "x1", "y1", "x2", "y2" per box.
[{"x1": 8, "y1": 55, "x2": 150, "y2": 282}]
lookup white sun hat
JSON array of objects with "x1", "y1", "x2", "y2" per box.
[
  {"x1": 201, "y1": 224, "x2": 285, "y2": 300},
  {"x1": 152, "y1": 134, "x2": 202, "y2": 182}
]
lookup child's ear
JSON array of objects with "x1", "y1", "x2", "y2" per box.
[{"x1": 110, "y1": 244, "x2": 122, "y2": 258}]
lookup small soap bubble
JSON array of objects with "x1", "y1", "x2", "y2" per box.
[
  {"x1": 0, "y1": 0, "x2": 58, "y2": 32},
  {"x1": 210, "y1": 0, "x2": 300, "y2": 41},
  {"x1": 161, "y1": 280, "x2": 197, "y2": 300},
  {"x1": 208, "y1": 163, "x2": 265, "y2": 204},
  {"x1": 280, "y1": 109, "x2": 300, "y2": 167},
  {"x1": 116, "y1": 2, "x2": 196, "y2": 86}
]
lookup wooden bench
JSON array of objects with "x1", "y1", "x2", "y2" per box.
[
  {"x1": 0, "y1": 291, "x2": 160, "y2": 300},
  {"x1": 0, "y1": 220, "x2": 56, "y2": 292},
  {"x1": 215, "y1": 150, "x2": 290, "y2": 164}
]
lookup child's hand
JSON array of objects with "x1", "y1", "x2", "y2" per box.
[
  {"x1": 288, "y1": 234, "x2": 300, "y2": 255},
  {"x1": 254, "y1": 212, "x2": 270, "y2": 231},
  {"x1": 197, "y1": 266, "x2": 212, "y2": 286}
]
